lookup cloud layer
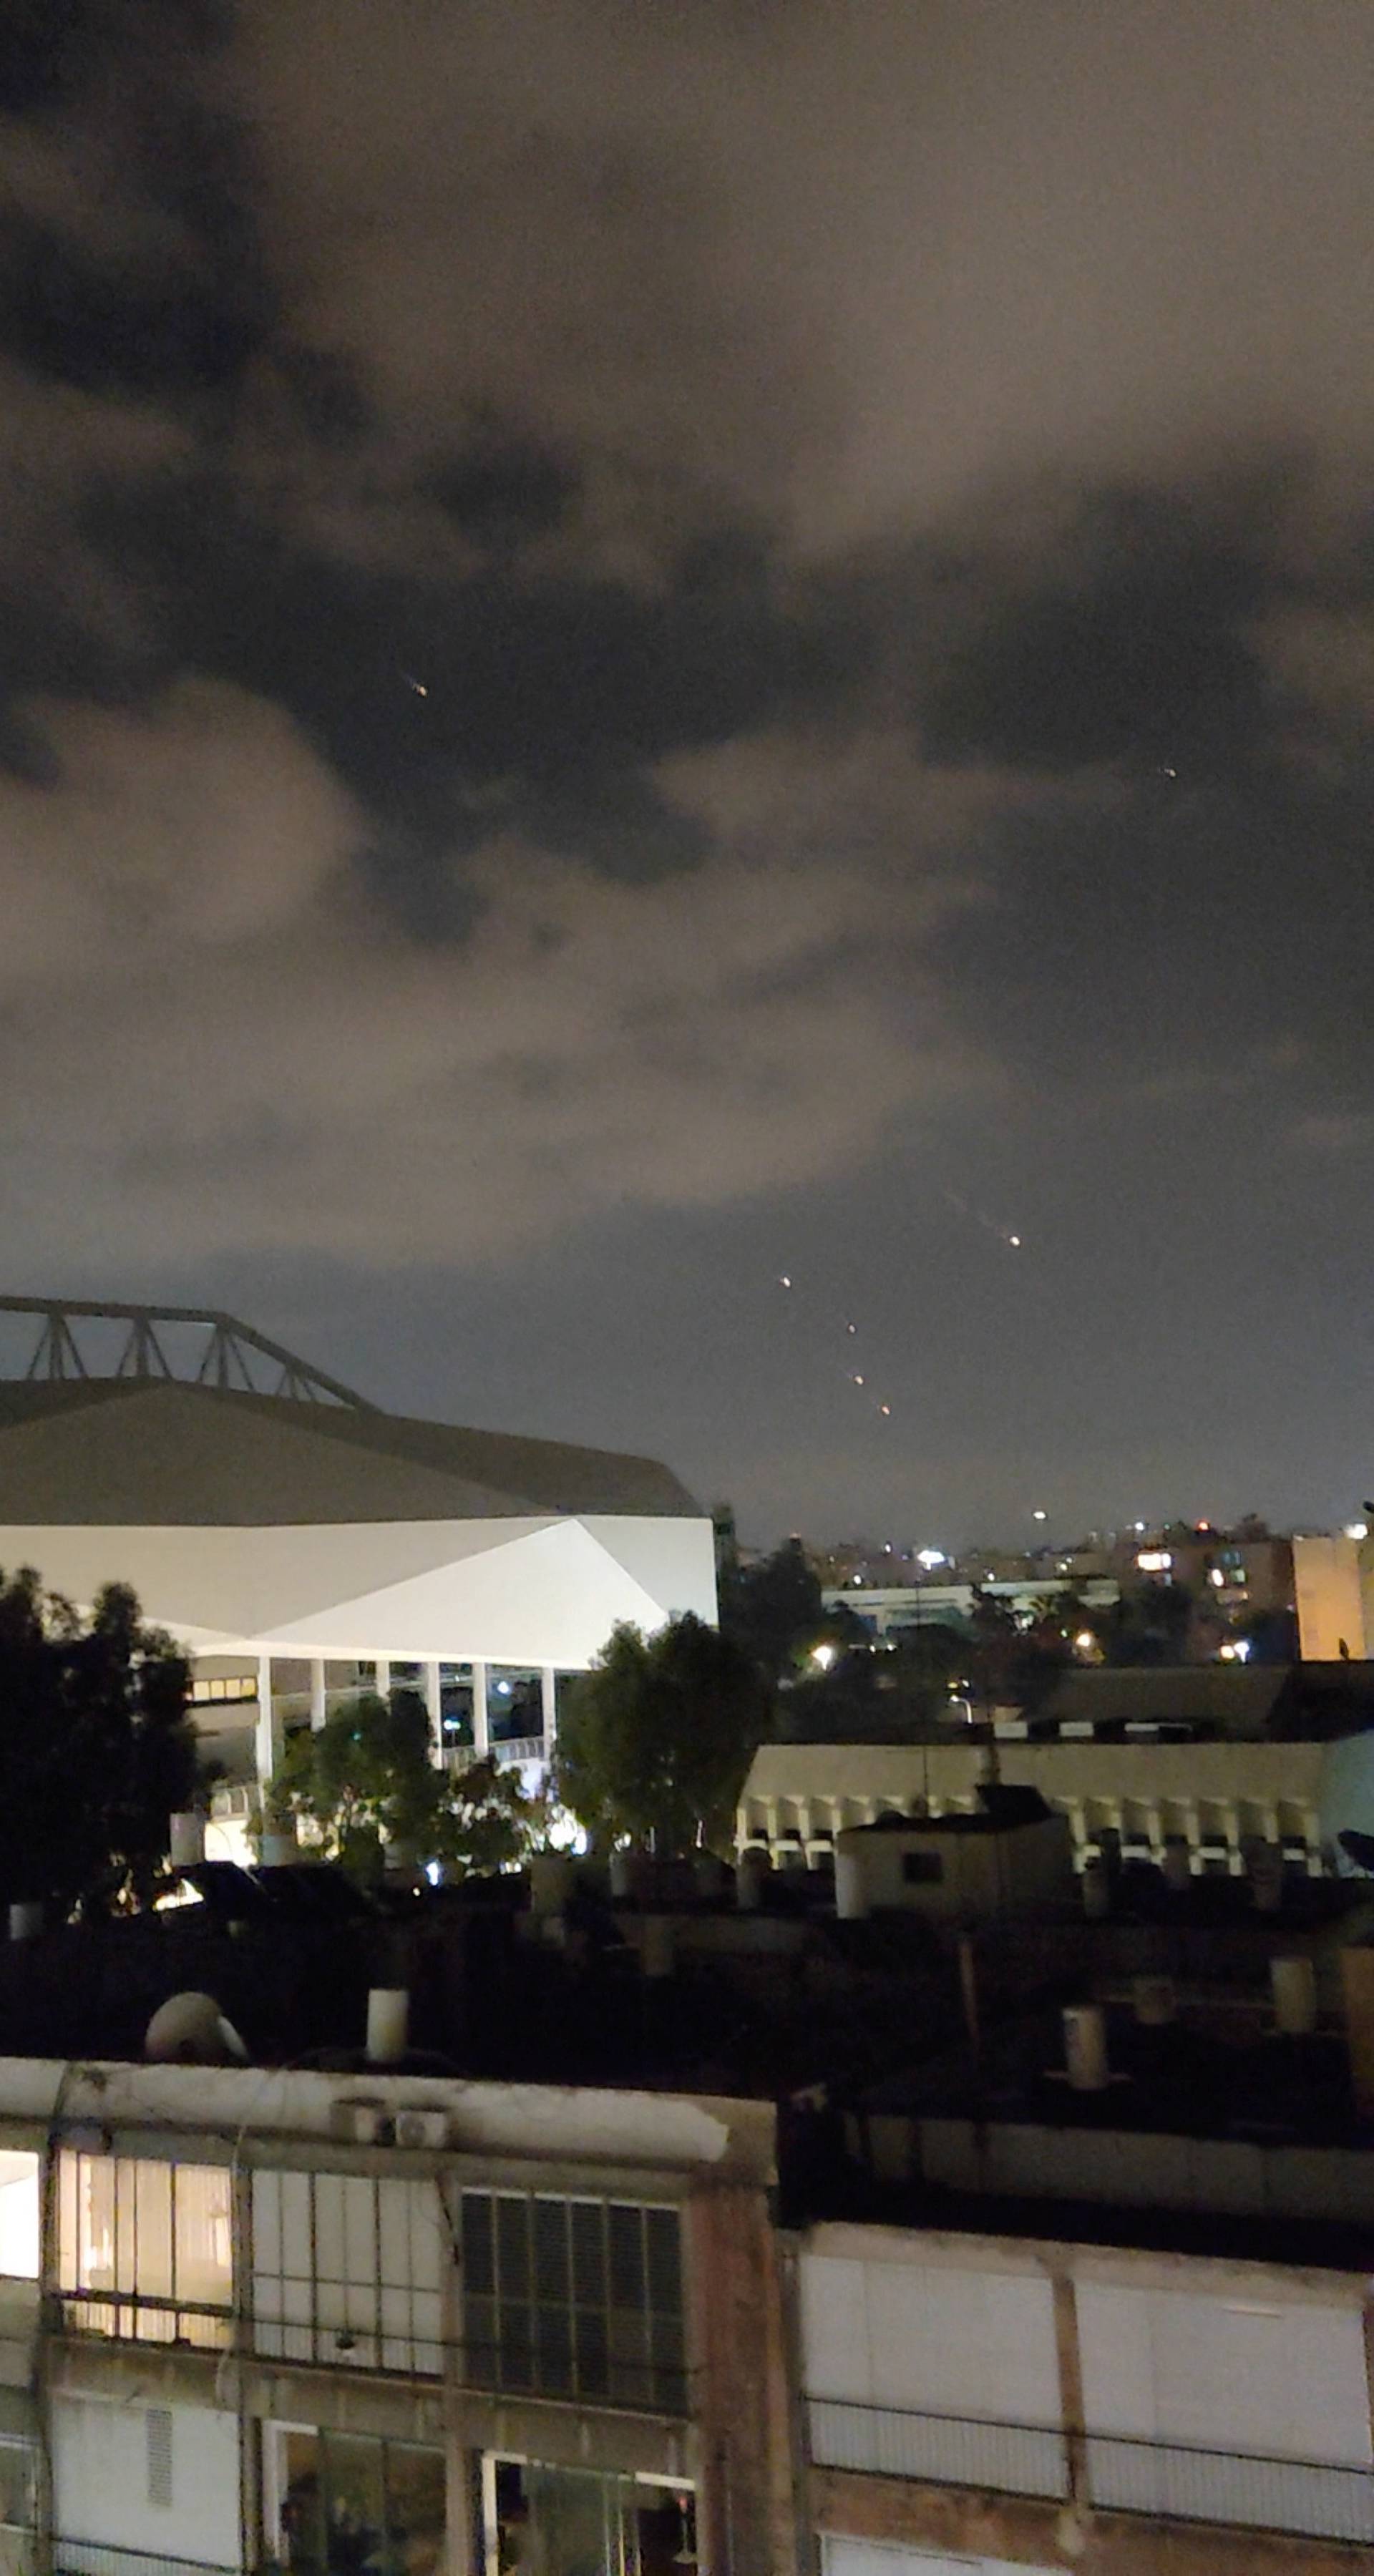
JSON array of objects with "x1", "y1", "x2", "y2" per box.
[{"x1": 0, "y1": 1, "x2": 1372, "y2": 1528}]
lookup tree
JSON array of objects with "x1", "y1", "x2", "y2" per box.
[
  {"x1": 718, "y1": 1537, "x2": 826, "y2": 1682},
  {"x1": 266, "y1": 1689, "x2": 543, "y2": 1884},
  {"x1": 555, "y1": 1614, "x2": 771, "y2": 1855},
  {"x1": 0, "y1": 1569, "x2": 198, "y2": 1916}
]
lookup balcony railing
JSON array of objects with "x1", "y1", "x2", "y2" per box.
[
  {"x1": 1086, "y1": 2431, "x2": 1374, "y2": 2545},
  {"x1": 55, "y1": 2545, "x2": 238, "y2": 2576},
  {"x1": 807, "y1": 2396, "x2": 1068, "y2": 2499},
  {"x1": 806, "y1": 2396, "x2": 1374, "y2": 2544},
  {"x1": 444, "y1": 1735, "x2": 546, "y2": 1772}
]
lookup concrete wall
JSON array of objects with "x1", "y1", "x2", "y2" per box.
[{"x1": 834, "y1": 1820, "x2": 1075, "y2": 1918}]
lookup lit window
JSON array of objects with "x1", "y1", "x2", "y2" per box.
[
  {"x1": 0, "y1": 2153, "x2": 38, "y2": 2278},
  {"x1": 57, "y1": 2154, "x2": 233, "y2": 2346}
]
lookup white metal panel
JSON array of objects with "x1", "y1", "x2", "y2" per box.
[
  {"x1": 801, "y1": 2255, "x2": 869, "y2": 2400},
  {"x1": 52, "y1": 2395, "x2": 240, "y2": 2568},
  {"x1": 823, "y1": 2537, "x2": 1057, "y2": 2576},
  {"x1": 1078, "y1": 2282, "x2": 1373, "y2": 2465},
  {"x1": 863, "y1": 2263, "x2": 1059, "y2": 2427}
]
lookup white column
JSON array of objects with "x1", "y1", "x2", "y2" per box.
[
  {"x1": 424, "y1": 1660, "x2": 442, "y2": 1763},
  {"x1": 309, "y1": 1658, "x2": 327, "y2": 1731},
  {"x1": 540, "y1": 1666, "x2": 557, "y2": 1750},
  {"x1": 471, "y1": 1659, "x2": 489, "y2": 1757},
  {"x1": 374, "y1": 1656, "x2": 391, "y2": 1702},
  {"x1": 255, "y1": 1652, "x2": 278, "y2": 1788}
]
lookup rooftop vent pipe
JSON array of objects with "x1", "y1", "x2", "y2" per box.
[{"x1": 1063, "y1": 2004, "x2": 1110, "y2": 2092}]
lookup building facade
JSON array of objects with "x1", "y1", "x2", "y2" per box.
[{"x1": 0, "y1": 2056, "x2": 1367, "y2": 2574}]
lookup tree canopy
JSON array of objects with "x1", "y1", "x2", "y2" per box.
[
  {"x1": 0, "y1": 1568, "x2": 198, "y2": 1916},
  {"x1": 266, "y1": 1689, "x2": 545, "y2": 1884},
  {"x1": 718, "y1": 1536, "x2": 831, "y2": 1682},
  {"x1": 555, "y1": 1613, "x2": 771, "y2": 1855}
]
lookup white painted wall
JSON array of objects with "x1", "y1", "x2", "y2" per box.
[{"x1": 52, "y1": 2394, "x2": 240, "y2": 2568}]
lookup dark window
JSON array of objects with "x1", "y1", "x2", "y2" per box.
[
  {"x1": 902, "y1": 1850, "x2": 944, "y2": 1885},
  {"x1": 459, "y1": 2193, "x2": 686, "y2": 2414}
]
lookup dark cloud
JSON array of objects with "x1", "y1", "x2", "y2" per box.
[{"x1": 0, "y1": 0, "x2": 1372, "y2": 1536}]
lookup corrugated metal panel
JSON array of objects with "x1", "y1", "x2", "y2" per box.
[{"x1": 800, "y1": 2250, "x2": 1060, "y2": 2429}]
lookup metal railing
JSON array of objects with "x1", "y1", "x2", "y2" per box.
[
  {"x1": 806, "y1": 2397, "x2": 1374, "y2": 2543},
  {"x1": 1086, "y1": 2431, "x2": 1374, "y2": 2545},
  {"x1": 55, "y1": 2545, "x2": 238, "y2": 2576},
  {"x1": 807, "y1": 2396, "x2": 1068, "y2": 2499}
]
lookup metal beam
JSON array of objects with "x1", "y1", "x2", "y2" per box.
[{"x1": 0, "y1": 1297, "x2": 374, "y2": 1408}]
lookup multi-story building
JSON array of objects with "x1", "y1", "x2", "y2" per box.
[
  {"x1": 0, "y1": 2053, "x2": 788, "y2": 2576},
  {"x1": 741, "y1": 1662, "x2": 1374, "y2": 1878},
  {"x1": 1, "y1": 1881, "x2": 1373, "y2": 2576}
]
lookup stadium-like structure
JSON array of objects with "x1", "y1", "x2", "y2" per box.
[{"x1": 0, "y1": 1298, "x2": 716, "y2": 1840}]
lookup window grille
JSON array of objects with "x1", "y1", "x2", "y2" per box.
[
  {"x1": 459, "y1": 2192, "x2": 685, "y2": 2414},
  {"x1": 251, "y1": 2171, "x2": 445, "y2": 2375},
  {"x1": 57, "y1": 2156, "x2": 233, "y2": 2348}
]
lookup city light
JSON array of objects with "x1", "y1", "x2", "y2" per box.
[
  {"x1": 1137, "y1": 1549, "x2": 1172, "y2": 1573},
  {"x1": 811, "y1": 1643, "x2": 837, "y2": 1672},
  {"x1": 915, "y1": 1547, "x2": 947, "y2": 1569}
]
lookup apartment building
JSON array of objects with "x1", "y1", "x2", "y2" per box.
[{"x1": 0, "y1": 2057, "x2": 789, "y2": 2576}]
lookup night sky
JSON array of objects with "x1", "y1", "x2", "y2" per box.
[{"x1": 1, "y1": 1, "x2": 1373, "y2": 1546}]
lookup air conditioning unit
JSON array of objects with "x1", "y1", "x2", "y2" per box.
[
  {"x1": 394, "y1": 2107, "x2": 450, "y2": 2151},
  {"x1": 210, "y1": 1785, "x2": 254, "y2": 1820},
  {"x1": 329, "y1": 2097, "x2": 394, "y2": 2146}
]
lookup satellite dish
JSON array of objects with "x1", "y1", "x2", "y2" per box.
[{"x1": 144, "y1": 1991, "x2": 249, "y2": 2064}]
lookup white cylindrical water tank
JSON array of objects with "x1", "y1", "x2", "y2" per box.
[
  {"x1": 1063, "y1": 2004, "x2": 1110, "y2": 2091},
  {"x1": 8, "y1": 1903, "x2": 42, "y2": 1943},
  {"x1": 170, "y1": 1813, "x2": 205, "y2": 1868},
  {"x1": 1272, "y1": 1954, "x2": 1318, "y2": 2034},
  {"x1": 608, "y1": 1849, "x2": 635, "y2": 1901},
  {"x1": 834, "y1": 1848, "x2": 870, "y2": 1921},
  {"x1": 366, "y1": 1988, "x2": 410, "y2": 2064}
]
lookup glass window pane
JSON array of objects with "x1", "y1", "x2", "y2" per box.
[
  {"x1": 80, "y1": 2159, "x2": 117, "y2": 2293},
  {"x1": 496, "y1": 2197, "x2": 530, "y2": 2301},
  {"x1": 462, "y1": 2195, "x2": 493, "y2": 2296},
  {"x1": 532, "y1": 2198, "x2": 570, "y2": 2305},
  {"x1": 571, "y1": 2203, "x2": 604, "y2": 2308},
  {"x1": 58, "y1": 2155, "x2": 79, "y2": 2293},
  {"x1": 175, "y1": 2165, "x2": 233, "y2": 2308},
  {"x1": 133, "y1": 2163, "x2": 172, "y2": 2301},
  {"x1": 0, "y1": 2155, "x2": 38, "y2": 2280},
  {"x1": 323, "y1": 2433, "x2": 386, "y2": 2562},
  {"x1": 464, "y1": 2292, "x2": 496, "y2": 2381},
  {"x1": 498, "y1": 2300, "x2": 533, "y2": 2391},
  {"x1": 608, "y1": 2207, "x2": 644, "y2": 2311},
  {"x1": 645, "y1": 2210, "x2": 681, "y2": 2315},
  {"x1": 384, "y1": 2446, "x2": 446, "y2": 2576}
]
